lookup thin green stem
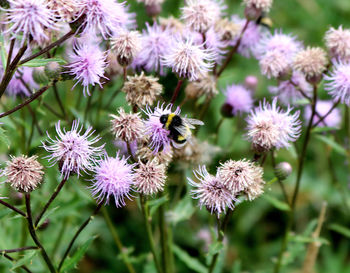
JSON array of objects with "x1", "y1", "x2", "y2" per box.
[
  {"x1": 140, "y1": 195, "x2": 163, "y2": 273},
  {"x1": 0, "y1": 246, "x2": 38, "y2": 253},
  {"x1": 101, "y1": 207, "x2": 137, "y2": 273}
]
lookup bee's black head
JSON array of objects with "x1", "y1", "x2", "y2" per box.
[{"x1": 160, "y1": 114, "x2": 168, "y2": 125}]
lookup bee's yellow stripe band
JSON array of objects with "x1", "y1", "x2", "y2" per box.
[{"x1": 165, "y1": 113, "x2": 175, "y2": 129}]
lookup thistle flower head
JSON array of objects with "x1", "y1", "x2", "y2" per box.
[
  {"x1": 259, "y1": 50, "x2": 289, "y2": 79},
  {"x1": 111, "y1": 30, "x2": 141, "y2": 66},
  {"x1": 133, "y1": 23, "x2": 172, "y2": 75},
  {"x1": 110, "y1": 108, "x2": 144, "y2": 143},
  {"x1": 304, "y1": 100, "x2": 341, "y2": 128},
  {"x1": 137, "y1": 139, "x2": 174, "y2": 166},
  {"x1": 246, "y1": 98, "x2": 301, "y2": 152},
  {"x1": 46, "y1": 0, "x2": 79, "y2": 21},
  {"x1": 325, "y1": 26, "x2": 350, "y2": 61},
  {"x1": 76, "y1": 0, "x2": 135, "y2": 39},
  {"x1": 122, "y1": 72, "x2": 163, "y2": 107},
  {"x1": 43, "y1": 120, "x2": 105, "y2": 179},
  {"x1": 185, "y1": 74, "x2": 218, "y2": 99},
  {"x1": 90, "y1": 154, "x2": 135, "y2": 207},
  {"x1": 134, "y1": 159, "x2": 166, "y2": 195},
  {"x1": 4, "y1": 155, "x2": 44, "y2": 192},
  {"x1": 214, "y1": 18, "x2": 240, "y2": 42},
  {"x1": 162, "y1": 38, "x2": 215, "y2": 81},
  {"x1": 243, "y1": 0, "x2": 273, "y2": 12},
  {"x1": 324, "y1": 61, "x2": 350, "y2": 105},
  {"x1": 224, "y1": 84, "x2": 253, "y2": 115},
  {"x1": 188, "y1": 165, "x2": 235, "y2": 216},
  {"x1": 181, "y1": 0, "x2": 224, "y2": 33},
  {"x1": 5, "y1": 0, "x2": 57, "y2": 45},
  {"x1": 217, "y1": 159, "x2": 264, "y2": 194},
  {"x1": 66, "y1": 43, "x2": 108, "y2": 96},
  {"x1": 159, "y1": 16, "x2": 185, "y2": 35},
  {"x1": 143, "y1": 104, "x2": 178, "y2": 153},
  {"x1": 269, "y1": 71, "x2": 312, "y2": 105},
  {"x1": 293, "y1": 47, "x2": 328, "y2": 80}
]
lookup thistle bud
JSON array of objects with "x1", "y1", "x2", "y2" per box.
[
  {"x1": 33, "y1": 67, "x2": 49, "y2": 84},
  {"x1": 45, "y1": 61, "x2": 63, "y2": 80},
  {"x1": 38, "y1": 219, "x2": 50, "y2": 231},
  {"x1": 220, "y1": 103, "x2": 234, "y2": 118},
  {"x1": 244, "y1": 75, "x2": 258, "y2": 91},
  {"x1": 146, "y1": 3, "x2": 162, "y2": 17},
  {"x1": 274, "y1": 162, "x2": 292, "y2": 181}
]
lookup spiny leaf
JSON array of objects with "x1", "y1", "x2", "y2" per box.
[
  {"x1": 11, "y1": 250, "x2": 38, "y2": 270},
  {"x1": 329, "y1": 224, "x2": 350, "y2": 239},
  {"x1": 315, "y1": 134, "x2": 347, "y2": 156},
  {"x1": 20, "y1": 58, "x2": 66, "y2": 67}
]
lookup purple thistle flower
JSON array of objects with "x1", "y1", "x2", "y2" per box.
[
  {"x1": 132, "y1": 23, "x2": 172, "y2": 75},
  {"x1": 161, "y1": 37, "x2": 216, "y2": 81},
  {"x1": 188, "y1": 165, "x2": 235, "y2": 216},
  {"x1": 304, "y1": 100, "x2": 341, "y2": 128},
  {"x1": 269, "y1": 71, "x2": 312, "y2": 105},
  {"x1": 76, "y1": 0, "x2": 135, "y2": 39},
  {"x1": 4, "y1": 0, "x2": 57, "y2": 45},
  {"x1": 90, "y1": 153, "x2": 135, "y2": 207},
  {"x1": 42, "y1": 120, "x2": 105, "y2": 179},
  {"x1": 224, "y1": 84, "x2": 253, "y2": 115},
  {"x1": 66, "y1": 43, "x2": 108, "y2": 96},
  {"x1": 143, "y1": 103, "x2": 177, "y2": 153},
  {"x1": 246, "y1": 98, "x2": 301, "y2": 152},
  {"x1": 324, "y1": 61, "x2": 350, "y2": 105},
  {"x1": 255, "y1": 30, "x2": 303, "y2": 62},
  {"x1": 231, "y1": 16, "x2": 264, "y2": 58}
]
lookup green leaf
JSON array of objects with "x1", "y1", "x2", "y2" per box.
[
  {"x1": 315, "y1": 134, "x2": 347, "y2": 156},
  {"x1": 207, "y1": 241, "x2": 224, "y2": 257},
  {"x1": 329, "y1": 224, "x2": 350, "y2": 238},
  {"x1": 172, "y1": 245, "x2": 207, "y2": 273},
  {"x1": 0, "y1": 127, "x2": 10, "y2": 149},
  {"x1": 312, "y1": 126, "x2": 338, "y2": 133},
  {"x1": 11, "y1": 250, "x2": 38, "y2": 270},
  {"x1": 167, "y1": 196, "x2": 195, "y2": 225},
  {"x1": 61, "y1": 236, "x2": 96, "y2": 272},
  {"x1": 20, "y1": 58, "x2": 66, "y2": 67},
  {"x1": 148, "y1": 195, "x2": 169, "y2": 216},
  {"x1": 262, "y1": 194, "x2": 290, "y2": 211},
  {"x1": 289, "y1": 234, "x2": 329, "y2": 245}
]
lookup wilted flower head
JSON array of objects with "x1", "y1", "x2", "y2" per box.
[
  {"x1": 110, "y1": 108, "x2": 144, "y2": 143},
  {"x1": 143, "y1": 104, "x2": 178, "y2": 153},
  {"x1": 66, "y1": 43, "x2": 108, "y2": 96},
  {"x1": 246, "y1": 98, "x2": 301, "y2": 152},
  {"x1": 259, "y1": 50, "x2": 289, "y2": 79},
  {"x1": 325, "y1": 26, "x2": 350, "y2": 61},
  {"x1": 133, "y1": 23, "x2": 172, "y2": 75},
  {"x1": 217, "y1": 159, "x2": 264, "y2": 195},
  {"x1": 134, "y1": 159, "x2": 166, "y2": 195},
  {"x1": 214, "y1": 18, "x2": 240, "y2": 42},
  {"x1": 111, "y1": 30, "x2": 141, "y2": 66},
  {"x1": 5, "y1": 0, "x2": 57, "y2": 45},
  {"x1": 43, "y1": 120, "x2": 105, "y2": 179},
  {"x1": 269, "y1": 71, "x2": 312, "y2": 105},
  {"x1": 256, "y1": 30, "x2": 303, "y2": 62},
  {"x1": 90, "y1": 154, "x2": 135, "y2": 207},
  {"x1": 188, "y1": 165, "x2": 235, "y2": 216},
  {"x1": 46, "y1": 0, "x2": 79, "y2": 21},
  {"x1": 4, "y1": 155, "x2": 44, "y2": 192},
  {"x1": 159, "y1": 16, "x2": 184, "y2": 35},
  {"x1": 293, "y1": 47, "x2": 328, "y2": 80},
  {"x1": 137, "y1": 141, "x2": 174, "y2": 166},
  {"x1": 243, "y1": 0, "x2": 273, "y2": 12},
  {"x1": 76, "y1": 0, "x2": 134, "y2": 38},
  {"x1": 162, "y1": 38, "x2": 215, "y2": 81},
  {"x1": 324, "y1": 61, "x2": 350, "y2": 105},
  {"x1": 185, "y1": 74, "x2": 218, "y2": 99},
  {"x1": 122, "y1": 72, "x2": 163, "y2": 107},
  {"x1": 181, "y1": 0, "x2": 224, "y2": 33},
  {"x1": 304, "y1": 100, "x2": 341, "y2": 128},
  {"x1": 224, "y1": 84, "x2": 253, "y2": 115}
]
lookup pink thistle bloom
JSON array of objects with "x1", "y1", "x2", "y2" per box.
[
  {"x1": 269, "y1": 71, "x2": 312, "y2": 105},
  {"x1": 202, "y1": 27, "x2": 228, "y2": 64},
  {"x1": 132, "y1": 23, "x2": 172, "y2": 75},
  {"x1": 224, "y1": 84, "x2": 253, "y2": 115},
  {"x1": 42, "y1": 120, "x2": 105, "y2": 179},
  {"x1": 4, "y1": 0, "x2": 57, "y2": 45},
  {"x1": 76, "y1": 0, "x2": 135, "y2": 39},
  {"x1": 90, "y1": 153, "x2": 135, "y2": 207},
  {"x1": 259, "y1": 50, "x2": 289, "y2": 79},
  {"x1": 325, "y1": 25, "x2": 350, "y2": 61},
  {"x1": 181, "y1": 0, "x2": 225, "y2": 33},
  {"x1": 66, "y1": 43, "x2": 108, "y2": 96},
  {"x1": 256, "y1": 30, "x2": 303, "y2": 62},
  {"x1": 188, "y1": 165, "x2": 235, "y2": 216},
  {"x1": 304, "y1": 100, "x2": 341, "y2": 128},
  {"x1": 324, "y1": 61, "x2": 350, "y2": 105},
  {"x1": 162, "y1": 37, "x2": 216, "y2": 81},
  {"x1": 246, "y1": 98, "x2": 301, "y2": 152},
  {"x1": 143, "y1": 104, "x2": 178, "y2": 153}
]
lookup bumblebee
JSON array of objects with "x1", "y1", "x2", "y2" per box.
[
  {"x1": 160, "y1": 113, "x2": 204, "y2": 147},
  {"x1": 256, "y1": 13, "x2": 273, "y2": 29}
]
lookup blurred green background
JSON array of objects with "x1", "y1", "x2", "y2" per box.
[{"x1": 1, "y1": 0, "x2": 350, "y2": 272}]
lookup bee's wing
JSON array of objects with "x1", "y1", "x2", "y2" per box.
[
  {"x1": 184, "y1": 118, "x2": 204, "y2": 129},
  {"x1": 175, "y1": 124, "x2": 190, "y2": 137},
  {"x1": 172, "y1": 140, "x2": 187, "y2": 149}
]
